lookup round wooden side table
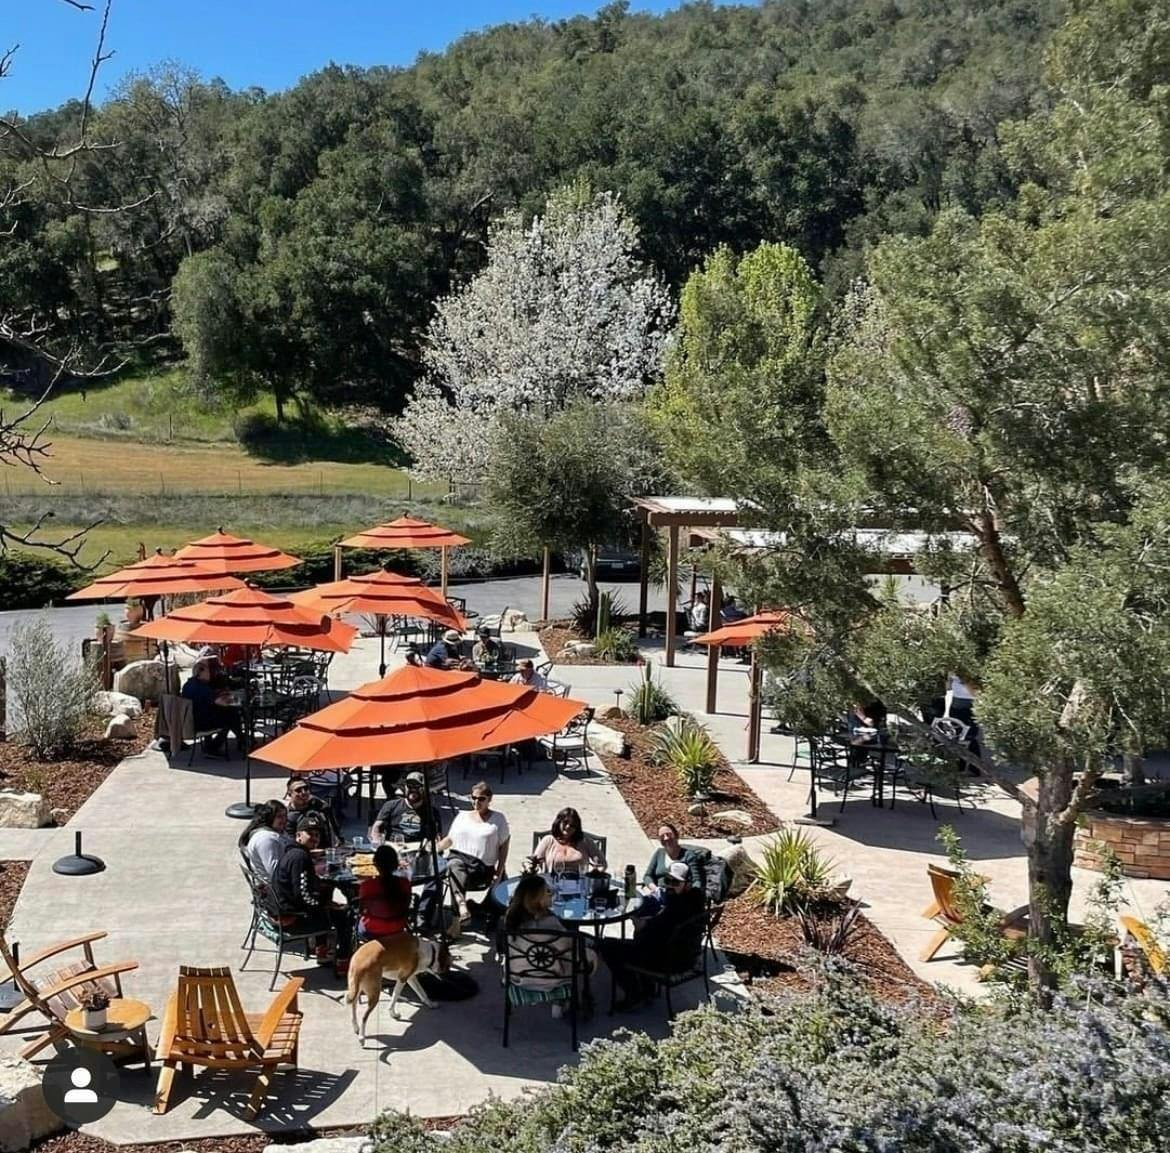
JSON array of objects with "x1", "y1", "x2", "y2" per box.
[{"x1": 65, "y1": 997, "x2": 153, "y2": 1067}]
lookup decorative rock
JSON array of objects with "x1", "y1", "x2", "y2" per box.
[
  {"x1": 717, "y1": 844, "x2": 756, "y2": 899},
  {"x1": 103, "y1": 713, "x2": 138, "y2": 740},
  {"x1": 94, "y1": 691, "x2": 143, "y2": 719},
  {"x1": 113, "y1": 659, "x2": 175, "y2": 704},
  {"x1": 501, "y1": 609, "x2": 529, "y2": 632},
  {"x1": 49, "y1": 809, "x2": 67, "y2": 826},
  {"x1": 262, "y1": 1139, "x2": 372, "y2": 1153},
  {"x1": 565, "y1": 641, "x2": 597, "y2": 657},
  {"x1": 586, "y1": 722, "x2": 627, "y2": 758},
  {"x1": 601, "y1": 706, "x2": 624, "y2": 721},
  {"x1": 0, "y1": 1056, "x2": 62, "y2": 1150},
  {"x1": 0, "y1": 792, "x2": 51, "y2": 830},
  {"x1": 711, "y1": 809, "x2": 754, "y2": 829},
  {"x1": 687, "y1": 802, "x2": 706, "y2": 816}
]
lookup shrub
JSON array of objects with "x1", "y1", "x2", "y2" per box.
[
  {"x1": 370, "y1": 978, "x2": 1170, "y2": 1153},
  {"x1": 749, "y1": 827, "x2": 837, "y2": 916},
  {"x1": 232, "y1": 409, "x2": 279, "y2": 448},
  {"x1": 798, "y1": 898, "x2": 862, "y2": 954},
  {"x1": 8, "y1": 616, "x2": 98, "y2": 759},
  {"x1": 594, "y1": 626, "x2": 638, "y2": 662},
  {"x1": 571, "y1": 592, "x2": 629, "y2": 637},
  {"x1": 626, "y1": 660, "x2": 678, "y2": 724},
  {"x1": 0, "y1": 553, "x2": 77, "y2": 609},
  {"x1": 651, "y1": 715, "x2": 720, "y2": 797}
]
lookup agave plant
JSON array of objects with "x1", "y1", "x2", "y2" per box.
[
  {"x1": 748, "y1": 827, "x2": 838, "y2": 917},
  {"x1": 626, "y1": 660, "x2": 678, "y2": 725},
  {"x1": 651, "y1": 715, "x2": 719, "y2": 798}
]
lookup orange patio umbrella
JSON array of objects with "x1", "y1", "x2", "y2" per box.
[
  {"x1": 174, "y1": 529, "x2": 301, "y2": 574},
  {"x1": 693, "y1": 611, "x2": 792, "y2": 764},
  {"x1": 137, "y1": 587, "x2": 357, "y2": 819},
  {"x1": 67, "y1": 551, "x2": 245, "y2": 616},
  {"x1": 253, "y1": 664, "x2": 585, "y2": 773},
  {"x1": 290, "y1": 568, "x2": 467, "y2": 676},
  {"x1": 338, "y1": 515, "x2": 471, "y2": 595}
]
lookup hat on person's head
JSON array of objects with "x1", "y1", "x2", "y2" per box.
[
  {"x1": 404, "y1": 771, "x2": 426, "y2": 788},
  {"x1": 443, "y1": 629, "x2": 461, "y2": 645},
  {"x1": 666, "y1": 861, "x2": 690, "y2": 883},
  {"x1": 476, "y1": 624, "x2": 491, "y2": 636}
]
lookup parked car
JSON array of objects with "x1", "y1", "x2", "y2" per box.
[{"x1": 574, "y1": 547, "x2": 642, "y2": 581}]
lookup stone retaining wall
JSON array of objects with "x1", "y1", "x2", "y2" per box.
[{"x1": 1074, "y1": 810, "x2": 1170, "y2": 879}]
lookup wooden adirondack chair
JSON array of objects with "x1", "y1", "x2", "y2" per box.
[
  {"x1": 0, "y1": 932, "x2": 139, "y2": 1059},
  {"x1": 1120, "y1": 914, "x2": 1167, "y2": 976},
  {"x1": 920, "y1": 864, "x2": 1028, "y2": 962},
  {"x1": 153, "y1": 966, "x2": 303, "y2": 1120}
]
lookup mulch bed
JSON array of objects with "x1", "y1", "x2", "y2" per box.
[
  {"x1": 0, "y1": 860, "x2": 30, "y2": 930},
  {"x1": 716, "y1": 893, "x2": 944, "y2": 1009},
  {"x1": 598, "y1": 715, "x2": 781, "y2": 839},
  {"x1": 0, "y1": 714, "x2": 151, "y2": 823},
  {"x1": 539, "y1": 623, "x2": 639, "y2": 666}
]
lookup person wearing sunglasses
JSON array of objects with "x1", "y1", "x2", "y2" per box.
[
  {"x1": 437, "y1": 781, "x2": 510, "y2": 927},
  {"x1": 284, "y1": 777, "x2": 340, "y2": 848}
]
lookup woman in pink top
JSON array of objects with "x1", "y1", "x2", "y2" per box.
[{"x1": 531, "y1": 807, "x2": 606, "y2": 873}]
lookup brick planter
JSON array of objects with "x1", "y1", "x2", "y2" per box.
[{"x1": 1074, "y1": 810, "x2": 1170, "y2": 880}]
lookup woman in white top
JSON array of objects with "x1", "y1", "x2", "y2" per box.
[{"x1": 438, "y1": 780, "x2": 510, "y2": 920}]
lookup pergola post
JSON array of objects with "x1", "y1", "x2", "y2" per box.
[
  {"x1": 540, "y1": 546, "x2": 551, "y2": 622},
  {"x1": 665, "y1": 524, "x2": 679, "y2": 667},
  {"x1": 441, "y1": 546, "x2": 449, "y2": 598},
  {"x1": 638, "y1": 520, "x2": 651, "y2": 638},
  {"x1": 705, "y1": 567, "x2": 722, "y2": 714},
  {"x1": 333, "y1": 544, "x2": 342, "y2": 581},
  {"x1": 747, "y1": 651, "x2": 763, "y2": 763}
]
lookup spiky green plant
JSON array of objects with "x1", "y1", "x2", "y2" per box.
[
  {"x1": 749, "y1": 827, "x2": 837, "y2": 917},
  {"x1": 626, "y1": 661, "x2": 678, "y2": 725},
  {"x1": 651, "y1": 715, "x2": 720, "y2": 797}
]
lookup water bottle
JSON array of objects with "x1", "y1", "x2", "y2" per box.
[{"x1": 624, "y1": 865, "x2": 636, "y2": 900}]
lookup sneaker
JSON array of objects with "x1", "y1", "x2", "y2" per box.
[{"x1": 550, "y1": 1003, "x2": 564, "y2": 1020}]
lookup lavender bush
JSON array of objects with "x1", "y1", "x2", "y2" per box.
[{"x1": 371, "y1": 977, "x2": 1170, "y2": 1153}]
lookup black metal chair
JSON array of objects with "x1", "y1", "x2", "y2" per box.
[
  {"x1": 812, "y1": 736, "x2": 873, "y2": 813},
  {"x1": 239, "y1": 864, "x2": 338, "y2": 990},
  {"x1": 503, "y1": 926, "x2": 583, "y2": 1050},
  {"x1": 539, "y1": 708, "x2": 593, "y2": 773},
  {"x1": 613, "y1": 904, "x2": 722, "y2": 1019}
]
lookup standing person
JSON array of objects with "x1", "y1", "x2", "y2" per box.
[
  {"x1": 438, "y1": 781, "x2": 510, "y2": 926},
  {"x1": 356, "y1": 845, "x2": 412, "y2": 941},
  {"x1": 270, "y1": 818, "x2": 353, "y2": 965},
  {"x1": 510, "y1": 660, "x2": 548, "y2": 692},
  {"x1": 284, "y1": 777, "x2": 340, "y2": 848},
  {"x1": 601, "y1": 860, "x2": 706, "y2": 1011},
  {"x1": 238, "y1": 800, "x2": 288, "y2": 881}
]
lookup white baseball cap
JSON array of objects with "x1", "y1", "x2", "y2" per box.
[{"x1": 666, "y1": 861, "x2": 690, "y2": 883}]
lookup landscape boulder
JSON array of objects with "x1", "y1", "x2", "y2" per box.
[
  {"x1": 262, "y1": 1139, "x2": 372, "y2": 1153},
  {"x1": 94, "y1": 691, "x2": 143, "y2": 719},
  {"x1": 501, "y1": 609, "x2": 530, "y2": 632},
  {"x1": 0, "y1": 1057, "x2": 62, "y2": 1150},
  {"x1": 711, "y1": 809, "x2": 754, "y2": 830},
  {"x1": 586, "y1": 722, "x2": 627, "y2": 758},
  {"x1": 0, "y1": 793, "x2": 51, "y2": 830},
  {"x1": 113, "y1": 659, "x2": 176, "y2": 704},
  {"x1": 103, "y1": 713, "x2": 138, "y2": 741}
]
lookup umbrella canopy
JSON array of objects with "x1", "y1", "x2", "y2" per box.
[
  {"x1": 173, "y1": 530, "x2": 301, "y2": 574},
  {"x1": 693, "y1": 611, "x2": 791, "y2": 649},
  {"x1": 340, "y1": 516, "x2": 471, "y2": 551},
  {"x1": 253, "y1": 664, "x2": 585, "y2": 772},
  {"x1": 66, "y1": 551, "x2": 245, "y2": 601},
  {"x1": 289, "y1": 568, "x2": 466, "y2": 630},
  {"x1": 135, "y1": 586, "x2": 356, "y2": 652}
]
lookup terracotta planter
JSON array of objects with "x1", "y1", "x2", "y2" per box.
[{"x1": 1075, "y1": 809, "x2": 1170, "y2": 880}]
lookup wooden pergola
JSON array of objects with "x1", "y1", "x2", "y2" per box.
[{"x1": 630, "y1": 496, "x2": 743, "y2": 668}]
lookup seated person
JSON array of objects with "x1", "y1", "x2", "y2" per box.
[
  {"x1": 510, "y1": 659, "x2": 548, "y2": 692},
  {"x1": 371, "y1": 771, "x2": 441, "y2": 845},
  {"x1": 270, "y1": 818, "x2": 352, "y2": 962},
  {"x1": 600, "y1": 860, "x2": 706, "y2": 1011},
  {"x1": 530, "y1": 807, "x2": 606, "y2": 874},
  {"x1": 642, "y1": 822, "x2": 703, "y2": 898},
  {"x1": 847, "y1": 698, "x2": 887, "y2": 734},
  {"x1": 504, "y1": 873, "x2": 593, "y2": 1018},
  {"x1": 284, "y1": 776, "x2": 340, "y2": 848},
  {"x1": 437, "y1": 781, "x2": 509, "y2": 925},
  {"x1": 426, "y1": 630, "x2": 468, "y2": 669},
  {"x1": 181, "y1": 658, "x2": 246, "y2": 753},
  {"x1": 356, "y1": 844, "x2": 412, "y2": 941},
  {"x1": 688, "y1": 590, "x2": 709, "y2": 632},
  {"x1": 720, "y1": 595, "x2": 748, "y2": 623},
  {"x1": 238, "y1": 799, "x2": 288, "y2": 882},
  {"x1": 472, "y1": 626, "x2": 501, "y2": 666}
]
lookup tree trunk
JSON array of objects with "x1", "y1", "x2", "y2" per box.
[
  {"x1": 1021, "y1": 764, "x2": 1077, "y2": 1005},
  {"x1": 585, "y1": 545, "x2": 599, "y2": 620},
  {"x1": 1123, "y1": 748, "x2": 1146, "y2": 788},
  {"x1": 274, "y1": 390, "x2": 286, "y2": 423}
]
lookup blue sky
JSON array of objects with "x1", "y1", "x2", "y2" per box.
[{"x1": 4, "y1": 0, "x2": 720, "y2": 113}]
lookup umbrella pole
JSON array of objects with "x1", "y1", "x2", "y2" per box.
[
  {"x1": 226, "y1": 644, "x2": 256, "y2": 820},
  {"x1": 379, "y1": 621, "x2": 387, "y2": 678},
  {"x1": 440, "y1": 547, "x2": 449, "y2": 599},
  {"x1": 746, "y1": 650, "x2": 762, "y2": 763},
  {"x1": 705, "y1": 569, "x2": 722, "y2": 714}
]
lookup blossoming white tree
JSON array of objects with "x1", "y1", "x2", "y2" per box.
[{"x1": 395, "y1": 186, "x2": 674, "y2": 481}]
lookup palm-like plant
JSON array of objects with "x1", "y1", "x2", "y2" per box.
[
  {"x1": 626, "y1": 660, "x2": 678, "y2": 724},
  {"x1": 748, "y1": 828, "x2": 837, "y2": 917},
  {"x1": 651, "y1": 715, "x2": 719, "y2": 797}
]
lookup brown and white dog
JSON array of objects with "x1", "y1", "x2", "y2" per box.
[{"x1": 346, "y1": 932, "x2": 451, "y2": 1041}]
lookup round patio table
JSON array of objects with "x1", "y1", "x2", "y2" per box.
[{"x1": 65, "y1": 997, "x2": 153, "y2": 1067}]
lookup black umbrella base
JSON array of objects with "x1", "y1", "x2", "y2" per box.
[
  {"x1": 225, "y1": 801, "x2": 256, "y2": 820},
  {"x1": 52, "y1": 853, "x2": 106, "y2": 876}
]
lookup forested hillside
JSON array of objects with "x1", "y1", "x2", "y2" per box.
[{"x1": 2, "y1": 0, "x2": 1063, "y2": 413}]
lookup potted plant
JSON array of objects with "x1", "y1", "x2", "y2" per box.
[
  {"x1": 125, "y1": 598, "x2": 145, "y2": 626},
  {"x1": 79, "y1": 988, "x2": 110, "y2": 1030},
  {"x1": 95, "y1": 611, "x2": 114, "y2": 645}
]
